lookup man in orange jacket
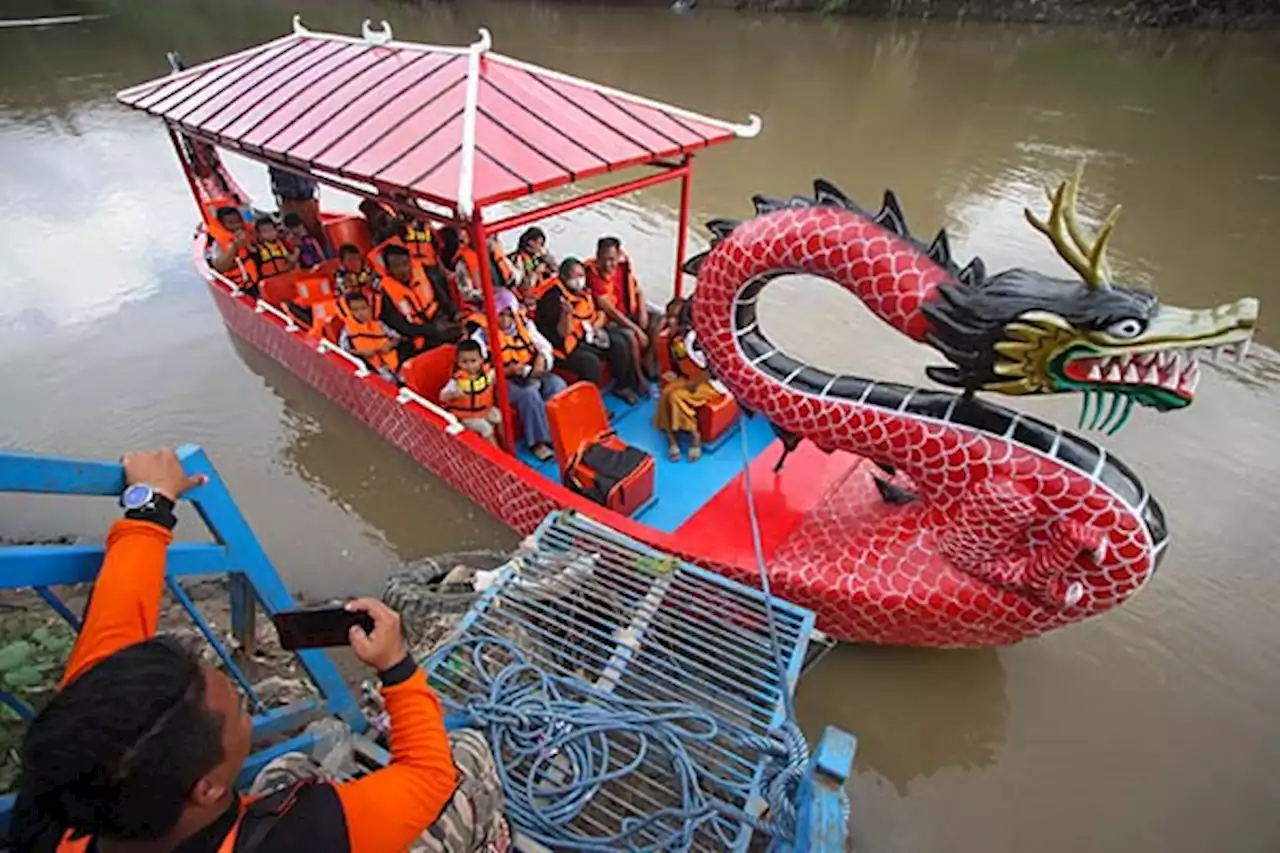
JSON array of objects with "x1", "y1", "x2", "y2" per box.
[{"x1": 11, "y1": 448, "x2": 507, "y2": 853}]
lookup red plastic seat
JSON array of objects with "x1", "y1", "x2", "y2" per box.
[
  {"x1": 323, "y1": 214, "x2": 373, "y2": 257},
  {"x1": 546, "y1": 382, "x2": 654, "y2": 517},
  {"x1": 656, "y1": 330, "x2": 739, "y2": 444},
  {"x1": 400, "y1": 344, "x2": 457, "y2": 404}
]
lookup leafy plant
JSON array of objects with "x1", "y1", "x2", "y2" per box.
[{"x1": 0, "y1": 612, "x2": 77, "y2": 791}]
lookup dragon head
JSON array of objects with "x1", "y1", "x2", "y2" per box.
[{"x1": 922, "y1": 163, "x2": 1258, "y2": 433}]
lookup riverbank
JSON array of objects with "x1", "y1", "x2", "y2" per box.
[{"x1": 684, "y1": 0, "x2": 1280, "y2": 29}]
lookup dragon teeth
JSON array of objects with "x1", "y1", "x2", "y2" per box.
[
  {"x1": 1105, "y1": 363, "x2": 1123, "y2": 382},
  {"x1": 1235, "y1": 339, "x2": 1251, "y2": 364},
  {"x1": 1123, "y1": 364, "x2": 1140, "y2": 383},
  {"x1": 1143, "y1": 364, "x2": 1160, "y2": 384},
  {"x1": 1088, "y1": 363, "x2": 1102, "y2": 381}
]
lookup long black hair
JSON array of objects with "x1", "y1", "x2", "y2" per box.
[
  {"x1": 437, "y1": 226, "x2": 462, "y2": 271},
  {"x1": 534, "y1": 286, "x2": 567, "y2": 351},
  {"x1": 12, "y1": 637, "x2": 225, "y2": 851}
]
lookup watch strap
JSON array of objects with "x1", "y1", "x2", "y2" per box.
[{"x1": 124, "y1": 493, "x2": 178, "y2": 530}]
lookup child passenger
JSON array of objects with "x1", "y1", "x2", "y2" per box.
[
  {"x1": 655, "y1": 297, "x2": 724, "y2": 462},
  {"x1": 282, "y1": 211, "x2": 327, "y2": 269},
  {"x1": 441, "y1": 339, "x2": 502, "y2": 446}
]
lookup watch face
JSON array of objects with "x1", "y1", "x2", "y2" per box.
[{"x1": 121, "y1": 483, "x2": 154, "y2": 510}]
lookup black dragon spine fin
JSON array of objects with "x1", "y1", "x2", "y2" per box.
[{"x1": 874, "y1": 190, "x2": 909, "y2": 237}]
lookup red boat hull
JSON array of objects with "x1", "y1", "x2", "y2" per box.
[{"x1": 201, "y1": 245, "x2": 1080, "y2": 648}]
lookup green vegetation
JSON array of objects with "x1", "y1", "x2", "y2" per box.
[{"x1": 0, "y1": 611, "x2": 76, "y2": 790}]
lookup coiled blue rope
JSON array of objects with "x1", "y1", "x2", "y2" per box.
[
  {"x1": 425, "y1": 636, "x2": 806, "y2": 851},
  {"x1": 423, "y1": 425, "x2": 811, "y2": 851}
]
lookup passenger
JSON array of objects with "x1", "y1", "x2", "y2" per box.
[
  {"x1": 337, "y1": 291, "x2": 402, "y2": 382},
  {"x1": 283, "y1": 211, "x2": 327, "y2": 269},
  {"x1": 335, "y1": 243, "x2": 378, "y2": 294},
  {"x1": 11, "y1": 447, "x2": 508, "y2": 853},
  {"x1": 656, "y1": 297, "x2": 724, "y2": 462},
  {"x1": 475, "y1": 288, "x2": 565, "y2": 462},
  {"x1": 537, "y1": 257, "x2": 644, "y2": 404},
  {"x1": 489, "y1": 237, "x2": 517, "y2": 291},
  {"x1": 269, "y1": 165, "x2": 324, "y2": 244},
  {"x1": 585, "y1": 236, "x2": 663, "y2": 381},
  {"x1": 438, "y1": 227, "x2": 480, "y2": 302},
  {"x1": 440, "y1": 339, "x2": 502, "y2": 446},
  {"x1": 251, "y1": 217, "x2": 298, "y2": 279},
  {"x1": 209, "y1": 206, "x2": 258, "y2": 291},
  {"x1": 358, "y1": 198, "x2": 400, "y2": 245},
  {"x1": 380, "y1": 244, "x2": 462, "y2": 350},
  {"x1": 438, "y1": 228, "x2": 514, "y2": 298},
  {"x1": 513, "y1": 226, "x2": 557, "y2": 308}
]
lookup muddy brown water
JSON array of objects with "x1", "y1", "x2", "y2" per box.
[{"x1": 1, "y1": 2, "x2": 1278, "y2": 851}]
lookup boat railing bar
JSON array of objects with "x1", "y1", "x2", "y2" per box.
[
  {"x1": 317, "y1": 336, "x2": 371, "y2": 377},
  {"x1": 0, "y1": 445, "x2": 367, "y2": 832},
  {"x1": 396, "y1": 386, "x2": 465, "y2": 435},
  {"x1": 255, "y1": 297, "x2": 299, "y2": 331}
]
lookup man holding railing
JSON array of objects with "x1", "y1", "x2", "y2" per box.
[{"x1": 10, "y1": 448, "x2": 509, "y2": 853}]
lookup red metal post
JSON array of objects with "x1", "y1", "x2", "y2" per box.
[
  {"x1": 470, "y1": 212, "x2": 516, "y2": 453},
  {"x1": 485, "y1": 164, "x2": 690, "y2": 236},
  {"x1": 673, "y1": 154, "x2": 693, "y2": 299},
  {"x1": 165, "y1": 123, "x2": 206, "y2": 216}
]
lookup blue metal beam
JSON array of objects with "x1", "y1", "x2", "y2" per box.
[{"x1": 0, "y1": 443, "x2": 369, "y2": 834}]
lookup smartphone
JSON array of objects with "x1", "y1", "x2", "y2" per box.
[{"x1": 271, "y1": 607, "x2": 374, "y2": 651}]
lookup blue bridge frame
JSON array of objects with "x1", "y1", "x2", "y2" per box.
[
  {"x1": 0, "y1": 444, "x2": 854, "y2": 851},
  {"x1": 0, "y1": 444, "x2": 363, "y2": 832}
]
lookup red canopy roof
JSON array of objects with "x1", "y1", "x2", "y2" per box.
[{"x1": 116, "y1": 20, "x2": 760, "y2": 213}]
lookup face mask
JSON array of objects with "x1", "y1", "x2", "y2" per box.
[{"x1": 566, "y1": 276, "x2": 586, "y2": 293}]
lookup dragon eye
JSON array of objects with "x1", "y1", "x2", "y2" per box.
[{"x1": 1104, "y1": 318, "x2": 1146, "y2": 339}]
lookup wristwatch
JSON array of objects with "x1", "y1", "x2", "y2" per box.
[{"x1": 120, "y1": 484, "x2": 178, "y2": 530}]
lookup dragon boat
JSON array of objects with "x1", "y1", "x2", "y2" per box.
[{"x1": 115, "y1": 19, "x2": 1259, "y2": 647}]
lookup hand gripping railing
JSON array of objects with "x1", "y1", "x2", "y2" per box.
[{"x1": 0, "y1": 444, "x2": 365, "y2": 831}]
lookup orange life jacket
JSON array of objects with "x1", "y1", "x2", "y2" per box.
[
  {"x1": 457, "y1": 247, "x2": 481, "y2": 286},
  {"x1": 668, "y1": 333, "x2": 706, "y2": 380},
  {"x1": 254, "y1": 239, "x2": 294, "y2": 279},
  {"x1": 554, "y1": 281, "x2": 602, "y2": 357},
  {"x1": 209, "y1": 227, "x2": 257, "y2": 284},
  {"x1": 446, "y1": 368, "x2": 495, "y2": 417},
  {"x1": 381, "y1": 271, "x2": 439, "y2": 324},
  {"x1": 490, "y1": 243, "x2": 516, "y2": 288},
  {"x1": 584, "y1": 257, "x2": 641, "y2": 319},
  {"x1": 403, "y1": 219, "x2": 438, "y2": 267},
  {"x1": 461, "y1": 309, "x2": 489, "y2": 334},
  {"x1": 335, "y1": 263, "x2": 377, "y2": 294},
  {"x1": 499, "y1": 314, "x2": 538, "y2": 370},
  {"x1": 337, "y1": 294, "x2": 400, "y2": 373}
]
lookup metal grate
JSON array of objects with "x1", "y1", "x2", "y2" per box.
[{"x1": 424, "y1": 510, "x2": 816, "y2": 852}]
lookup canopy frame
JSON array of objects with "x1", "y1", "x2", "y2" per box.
[{"x1": 146, "y1": 19, "x2": 757, "y2": 454}]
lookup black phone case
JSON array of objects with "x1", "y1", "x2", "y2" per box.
[{"x1": 271, "y1": 607, "x2": 375, "y2": 650}]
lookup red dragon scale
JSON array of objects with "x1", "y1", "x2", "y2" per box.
[{"x1": 689, "y1": 170, "x2": 1259, "y2": 647}]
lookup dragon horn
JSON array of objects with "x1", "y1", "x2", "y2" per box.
[{"x1": 1025, "y1": 161, "x2": 1121, "y2": 290}]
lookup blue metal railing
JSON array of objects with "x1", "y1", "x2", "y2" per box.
[
  {"x1": 0, "y1": 444, "x2": 364, "y2": 831},
  {"x1": 0, "y1": 447, "x2": 855, "y2": 850}
]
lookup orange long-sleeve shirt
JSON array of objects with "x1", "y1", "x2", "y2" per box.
[{"x1": 59, "y1": 520, "x2": 459, "y2": 853}]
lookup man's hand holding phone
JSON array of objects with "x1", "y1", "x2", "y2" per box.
[{"x1": 345, "y1": 597, "x2": 409, "y2": 672}]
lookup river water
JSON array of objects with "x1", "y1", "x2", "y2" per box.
[{"x1": 1, "y1": 2, "x2": 1277, "y2": 851}]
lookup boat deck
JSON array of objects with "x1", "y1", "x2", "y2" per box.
[{"x1": 516, "y1": 391, "x2": 779, "y2": 533}]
